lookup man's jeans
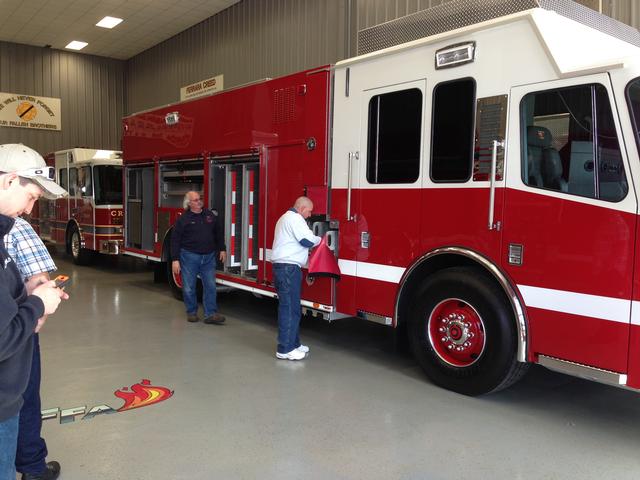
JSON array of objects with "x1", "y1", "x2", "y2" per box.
[
  {"x1": 273, "y1": 263, "x2": 302, "y2": 354},
  {"x1": 180, "y1": 250, "x2": 218, "y2": 317},
  {"x1": 17, "y1": 334, "x2": 47, "y2": 475},
  {"x1": 0, "y1": 413, "x2": 19, "y2": 480}
]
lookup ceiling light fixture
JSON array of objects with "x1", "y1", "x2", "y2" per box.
[
  {"x1": 96, "y1": 16, "x2": 123, "y2": 29},
  {"x1": 65, "y1": 41, "x2": 88, "y2": 50}
]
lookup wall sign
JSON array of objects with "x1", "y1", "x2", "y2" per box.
[
  {"x1": 180, "y1": 74, "x2": 224, "y2": 101},
  {"x1": 0, "y1": 92, "x2": 62, "y2": 131}
]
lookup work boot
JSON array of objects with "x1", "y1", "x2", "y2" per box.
[
  {"x1": 22, "y1": 461, "x2": 61, "y2": 480},
  {"x1": 203, "y1": 313, "x2": 225, "y2": 324},
  {"x1": 187, "y1": 313, "x2": 199, "y2": 322}
]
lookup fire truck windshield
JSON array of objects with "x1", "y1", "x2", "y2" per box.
[
  {"x1": 94, "y1": 165, "x2": 123, "y2": 205},
  {"x1": 626, "y1": 78, "x2": 640, "y2": 150}
]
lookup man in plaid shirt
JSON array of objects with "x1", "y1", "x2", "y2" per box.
[{"x1": 5, "y1": 216, "x2": 61, "y2": 480}]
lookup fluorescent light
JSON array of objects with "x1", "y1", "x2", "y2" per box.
[
  {"x1": 96, "y1": 16, "x2": 123, "y2": 29},
  {"x1": 65, "y1": 41, "x2": 88, "y2": 50}
]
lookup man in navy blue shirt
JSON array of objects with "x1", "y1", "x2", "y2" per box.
[
  {"x1": 171, "y1": 191, "x2": 227, "y2": 324},
  {"x1": 6, "y1": 218, "x2": 61, "y2": 480}
]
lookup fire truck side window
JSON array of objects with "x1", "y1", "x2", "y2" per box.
[
  {"x1": 59, "y1": 168, "x2": 68, "y2": 191},
  {"x1": 366, "y1": 88, "x2": 422, "y2": 184},
  {"x1": 79, "y1": 166, "x2": 93, "y2": 196},
  {"x1": 431, "y1": 78, "x2": 475, "y2": 182},
  {"x1": 95, "y1": 165, "x2": 123, "y2": 205},
  {"x1": 625, "y1": 78, "x2": 640, "y2": 155},
  {"x1": 521, "y1": 84, "x2": 627, "y2": 202},
  {"x1": 68, "y1": 168, "x2": 77, "y2": 196}
]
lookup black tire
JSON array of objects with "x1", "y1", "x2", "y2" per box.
[
  {"x1": 68, "y1": 226, "x2": 93, "y2": 265},
  {"x1": 408, "y1": 266, "x2": 529, "y2": 396},
  {"x1": 153, "y1": 262, "x2": 168, "y2": 283}
]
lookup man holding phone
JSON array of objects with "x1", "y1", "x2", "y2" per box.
[
  {"x1": 0, "y1": 143, "x2": 68, "y2": 480},
  {"x1": 5, "y1": 216, "x2": 62, "y2": 480}
]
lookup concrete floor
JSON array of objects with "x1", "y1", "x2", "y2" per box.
[{"x1": 28, "y1": 251, "x2": 640, "y2": 479}]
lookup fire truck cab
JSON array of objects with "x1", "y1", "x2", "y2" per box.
[
  {"x1": 122, "y1": 0, "x2": 640, "y2": 395},
  {"x1": 32, "y1": 148, "x2": 124, "y2": 265}
]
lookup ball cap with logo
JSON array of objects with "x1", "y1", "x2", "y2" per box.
[{"x1": 0, "y1": 143, "x2": 67, "y2": 199}]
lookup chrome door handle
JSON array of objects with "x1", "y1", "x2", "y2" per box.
[
  {"x1": 347, "y1": 151, "x2": 359, "y2": 221},
  {"x1": 488, "y1": 139, "x2": 504, "y2": 231}
]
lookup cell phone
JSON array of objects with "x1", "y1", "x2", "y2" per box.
[{"x1": 53, "y1": 275, "x2": 70, "y2": 289}]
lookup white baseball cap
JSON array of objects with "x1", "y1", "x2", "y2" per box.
[{"x1": 0, "y1": 144, "x2": 67, "y2": 199}]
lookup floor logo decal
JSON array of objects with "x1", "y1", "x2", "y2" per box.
[{"x1": 42, "y1": 379, "x2": 174, "y2": 424}]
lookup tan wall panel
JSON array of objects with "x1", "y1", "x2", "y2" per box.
[
  {"x1": 0, "y1": 41, "x2": 125, "y2": 155},
  {"x1": 604, "y1": 0, "x2": 640, "y2": 29},
  {"x1": 125, "y1": 0, "x2": 349, "y2": 114},
  {"x1": 126, "y1": 0, "x2": 640, "y2": 115}
]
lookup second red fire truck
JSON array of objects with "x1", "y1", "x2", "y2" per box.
[
  {"x1": 31, "y1": 148, "x2": 124, "y2": 264},
  {"x1": 122, "y1": 0, "x2": 640, "y2": 395}
]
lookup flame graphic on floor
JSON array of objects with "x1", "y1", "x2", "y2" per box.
[{"x1": 114, "y1": 379, "x2": 174, "y2": 412}]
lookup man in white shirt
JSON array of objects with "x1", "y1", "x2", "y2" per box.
[{"x1": 271, "y1": 197, "x2": 321, "y2": 360}]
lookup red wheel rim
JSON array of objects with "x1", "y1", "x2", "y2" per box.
[{"x1": 427, "y1": 298, "x2": 485, "y2": 367}]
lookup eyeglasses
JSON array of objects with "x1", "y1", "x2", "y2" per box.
[
  {"x1": 189, "y1": 198, "x2": 202, "y2": 203},
  {"x1": 16, "y1": 166, "x2": 55, "y2": 181}
]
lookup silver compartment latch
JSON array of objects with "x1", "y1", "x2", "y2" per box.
[
  {"x1": 508, "y1": 243, "x2": 523, "y2": 266},
  {"x1": 361, "y1": 231, "x2": 370, "y2": 249}
]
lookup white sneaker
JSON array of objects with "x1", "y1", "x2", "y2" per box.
[
  {"x1": 276, "y1": 349, "x2": 306, "y2": 361},
  {"x1": 296, "y1": 344, "x2": 309, "y2": 353}
]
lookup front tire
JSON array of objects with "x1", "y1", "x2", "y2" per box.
[
  {"x1": 68, "y1": 226, "x2": 93, "y2": 265},
  {"x1": 409, "y1": 266, "x2": 528, "y2": 395}
]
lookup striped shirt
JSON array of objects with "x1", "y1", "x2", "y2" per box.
[{"x1": 3, "y1": 217, "x2": 57, "y2": 281}]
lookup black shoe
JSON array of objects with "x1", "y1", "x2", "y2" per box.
[
  {"x1": 22, "y1": 461, "x2": 61, "y2": 480},
  {"x1": 203, "y1": 313, "x2": 226, "y2": 324},
  {"x1": 187, "y1": 314, "x2": 199, "y2": 322}
]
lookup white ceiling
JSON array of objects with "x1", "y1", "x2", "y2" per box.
[{"x1": 0, "y1": 0, "x2": 241, "y2": 60}]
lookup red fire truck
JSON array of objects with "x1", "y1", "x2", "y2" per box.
[
  {"x1": 31, "y1": 148, "x2": 124, "y2": 265},
  {"x1": 122, "y1": 0, "x2": 640, "y2": 395}
]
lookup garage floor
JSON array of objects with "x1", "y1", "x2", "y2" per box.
[{"x1": 29, "y1": 252, "x2": 640, "y2": 479}]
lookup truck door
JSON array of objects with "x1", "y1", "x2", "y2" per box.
[
  {"x1": 352, "y1": 79, "x2": 426, "y2": 322},
  {"x1": 503, "y1": 74, "x2": 636, "y2": 372}
]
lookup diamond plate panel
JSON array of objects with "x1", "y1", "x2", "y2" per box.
[{"x1": 357, "y1": 0, "x2": 640, "y2": 55}]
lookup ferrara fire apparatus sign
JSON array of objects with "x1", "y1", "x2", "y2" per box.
[
  {"x1": 180, "y1": 74, "x2": 224, "y2": 101},
  {"x1": 0, "y1": 92, "x2": 61, "y2": 131}
]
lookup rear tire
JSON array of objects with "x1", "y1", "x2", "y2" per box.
[
  {"x1": 408, "y1": 266, "x2": 528, "y2": 395},
  {"x1": 68, "y1": 226, "x2": 93, "y2": 265}
]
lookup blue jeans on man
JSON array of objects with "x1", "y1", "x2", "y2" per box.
[
  {"x1": 16, "y1": 333, "x2": 47, "y2": 476},
  {"x1": 0, "y1": 413, "x2": 19, "y2": 479},
  {"x1": 273, "y1": 263, "x2": 302, "y2": 353},
  {"x1": 180, "y1": 249, "x2": 218, "y2": 316}
]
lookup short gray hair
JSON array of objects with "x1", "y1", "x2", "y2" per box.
[{"x1": 183, "y1": 192, "x2": 191, "y2": 210}]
